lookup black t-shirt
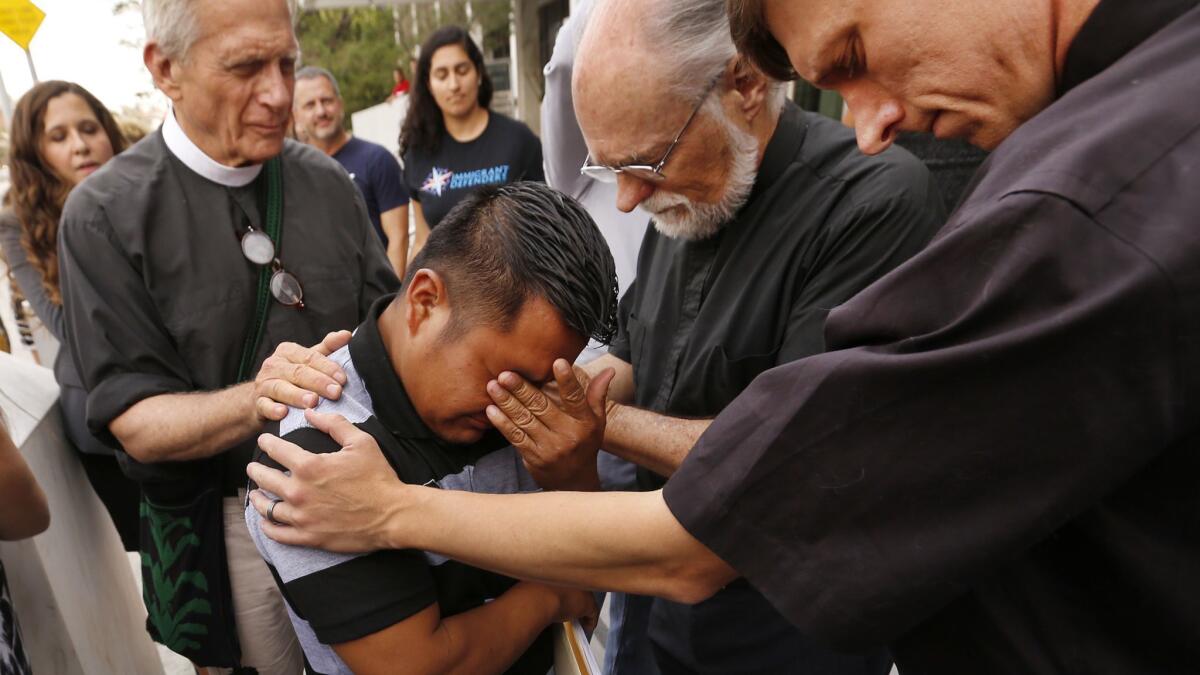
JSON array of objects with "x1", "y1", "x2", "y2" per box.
[
  {"x1": 609, "y1": 103, "x2": 943, "y2": 672},
  {"x1": 664, "y1": 3, "x2": 1200, "y2": 673},
  {"x1": 402, "y1": 112, "x2": 544, "y2": 228}
]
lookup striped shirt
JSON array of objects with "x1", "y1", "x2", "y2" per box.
[{"x1": 246, "y1": 296, "x2": 552, "y2": 675}]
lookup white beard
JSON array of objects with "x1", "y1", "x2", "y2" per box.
[{"x1": 641, "y1": 102, "x2": 759, "y2": 241}]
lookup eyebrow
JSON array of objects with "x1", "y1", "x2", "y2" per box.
[
  {"x1": 596, "y1": 139, "x2": 674, "y2": 169},
  {"x1": 804, "y1": 25, "x2": 853, "y2": 85},
  {"x1": 221, "y1": 43, "x2": 299, "y2": 67}
]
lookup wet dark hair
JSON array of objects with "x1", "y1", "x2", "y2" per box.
[
  {"x1": 400, "y1": 25, "x2": 494, "y2": 158},
  {"x1": 726, "y1": 0, "x2": 797, "y2": 81},
  {"x1": 404, "y1": 182, "x2": 618, "y2": 344}
]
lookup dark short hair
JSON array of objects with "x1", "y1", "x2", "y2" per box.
[
  {"x1": 405, "y1": 182, "x2": 618, "y2": 344},
  {"x1": 726, "y1": 0, "x2": 797, "y2": 81}
]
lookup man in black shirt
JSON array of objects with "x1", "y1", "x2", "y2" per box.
[
  {"x1": 249, "y1": 0, "x2": 1200, "y2": 673},
  {"x1": 483, "y1": 1, "x2": 942, "y2": 672},
  {"x1": 246, "y1": 183, "x2": 613, "y2": 675}
]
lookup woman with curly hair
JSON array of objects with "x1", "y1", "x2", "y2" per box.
[{"x1": 0, "y1": 81, "x2": 138, "y2": 550}]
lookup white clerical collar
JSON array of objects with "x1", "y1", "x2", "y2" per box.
[{"x1": 162, "y1": 110, "x2": 263, "y2": 187}]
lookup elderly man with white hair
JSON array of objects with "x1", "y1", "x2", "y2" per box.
[
  {"x1": 487, "y1": 1, "x2": 942, "y2": 671},
  {"x1": 57, "y1": 0, "x2": 397, "y2": 672}
]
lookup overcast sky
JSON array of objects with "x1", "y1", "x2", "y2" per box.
[{"x1": 0, "y1": 0, "x2": 164, "y2": 116}]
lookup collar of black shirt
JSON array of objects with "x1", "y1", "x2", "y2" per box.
[
  {"x1": 1058, "y1": 0, "x2": 1198, "y2": 96},
  {"x1": 746, "y1": 102, "x2": 809, "y2": 205},
  {"x1": 348, "y1": 294, "x2": 436, "y2": 440}
]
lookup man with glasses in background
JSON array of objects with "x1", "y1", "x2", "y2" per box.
[
  {"x1": 57, "y1": 0, "x2": 397, "y2": 672},
  {"x1": 481, "y1": 0, "x2": 945, "y2": 671}
]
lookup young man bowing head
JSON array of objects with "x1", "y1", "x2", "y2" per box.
[{"x1": 245, "y1": 182, "x2": 617, "y2": 675}]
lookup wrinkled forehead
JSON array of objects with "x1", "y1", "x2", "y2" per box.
[
  {"x1": 190, "y1": 0, "x2": 298, "y2": 62},
  {"x1": 572, "y1": 41, "x2": 697, "y2": 165}
]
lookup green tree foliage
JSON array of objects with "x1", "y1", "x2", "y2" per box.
[
  {"x1": 296, "y1": 1, "x2": 512, "y2": 127},
  {"x1": 296, "y1": 8, "x2": 405, "y2": 122}
]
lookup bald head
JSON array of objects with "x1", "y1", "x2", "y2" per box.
[
  {"x1": 574, "y1": 0, "x2": 681, "y2": 161},
  {"x1": 575, "y1": 0, "x2": 738, "y2": 115}
]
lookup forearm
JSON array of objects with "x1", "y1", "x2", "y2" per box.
[
  {"x1": 582, "y1": 354, "x2": 634, "y2": 404},
  {"x1": 409, "y1": 204, "x2": 430, "y2": 261},
  {"x1": 393, "y1": 488, "x2": 734, "y2": 603},
  {"x1": 603, "y1": 405, "x2": 711, "y2": 477},
  {"x1": 0, "y1": 437, "x2": 51, "y2": 540},
  {"x1": 436, "y1": 582, "x2": 558, "y2": 675},
  {"x1": 387, "y1": 240, "x2": 407, "y2": 279},
  {"x1": 111, "y1": 383, "x2": 259, "y2": 463},
  {"x1": 382, "y1": 209, "x2": 409, "y2": 278}
]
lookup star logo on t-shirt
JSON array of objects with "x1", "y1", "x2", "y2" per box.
[{"x1": 421, "y1": 167, "x2": 454, "y2": 197}]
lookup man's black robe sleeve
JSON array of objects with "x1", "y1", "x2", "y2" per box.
[{"x1": 663, "y1": 192, "x2": 1183, "y2": 649}]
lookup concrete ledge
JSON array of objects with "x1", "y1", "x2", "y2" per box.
[{"x1": 0, "y1": 352, "x2": 162, "y2": 675}]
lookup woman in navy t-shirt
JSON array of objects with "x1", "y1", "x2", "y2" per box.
[{"x1": 401, "y1": 26, "x2": 544, "y2": 257}]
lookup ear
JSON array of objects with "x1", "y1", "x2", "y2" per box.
[
  {"x1": 726, "y1": 55, "x2": 772, "y2": 124},
  {"x1": 144, "y1": 42, "x2": 184, "y2": 103},
  {"x1": 404, "y1": 269, "x2": 448, "y2": 336}
]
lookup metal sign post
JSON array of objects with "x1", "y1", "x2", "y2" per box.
[{"x1": 0, "y1": 0, "x2": 45, "y2": 82}]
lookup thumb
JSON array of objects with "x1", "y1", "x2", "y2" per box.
[
  {"x1": 317, "y1": 330, "x2": 353, "y2": 356},
  {"x1": 586, "y1": 368, "x2": 615, "y2": 419},
  {"x1": 304, "y1": 408, "x2": 362, "y2": 447}
]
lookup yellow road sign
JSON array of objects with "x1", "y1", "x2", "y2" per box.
[{"x1": 0, "y1": 0, "x2": 45, "y2": 51}]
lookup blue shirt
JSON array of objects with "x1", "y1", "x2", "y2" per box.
[{"x1": 333, "y1": 137, "x2": 410, "y2": 244}]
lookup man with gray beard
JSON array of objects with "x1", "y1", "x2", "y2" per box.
[{"x1": 486, "y1": 0, "x2": 945, "y2": 671}]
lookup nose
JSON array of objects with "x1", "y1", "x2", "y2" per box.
[
  {"x1": 615, "y1": 173, "x2": 655, "y2": 213},
  {"x1": 840, "y1": 80, "x2": 905, "y2": 155},
  {"x1": 259, "y1": 62, "x2": 293, "y2": 114},
  {"x1": 68, "y1": 129, "x2": 90, "y2": 156}
]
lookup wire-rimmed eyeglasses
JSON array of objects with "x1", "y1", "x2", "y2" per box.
[
  {"x1": 580, "y1": 74, "x2": 723, "y2": 184},
  {"x1": 240, "y1": 225, "x2": 305, "y2": 309}
]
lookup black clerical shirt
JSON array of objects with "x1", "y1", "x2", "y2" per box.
[
  {"x1": 665, "y1": 3, "x2": 1200, "y2": 673},
  {"x1": 611, "y1": 103, "x2": 945, "y2": 671},
  {"x1": 58, "y1": 133, "x2": 399, "y2": 491}
]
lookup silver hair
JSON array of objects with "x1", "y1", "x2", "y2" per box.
[
  {"x1": 587, "y1": 0, "x2": 785, "y2": 113},
  {"x1": 296, "y1": 66, "x2": 341, "y2": 98},
  {"x1": 142, "y1": 0, "x2": 297, "y2": 60}
]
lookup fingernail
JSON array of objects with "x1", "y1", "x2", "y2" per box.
[
  {"x1": 275, "y1": 404, "x2": 287, "y2": 417},
  {"x1": 335, "y1": 371, "x2": 348, "y2": 385},
  {"x1": 326, "y1": 384, "x2": 341, "y2": 398},
  {"x1": 305, "y1": 394, "x2": 318, "y2": 407}
]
